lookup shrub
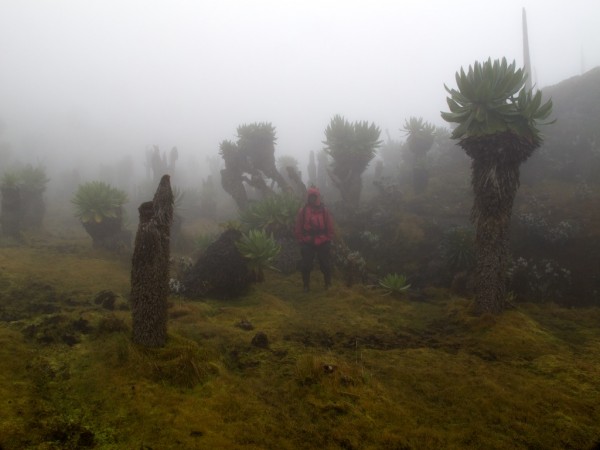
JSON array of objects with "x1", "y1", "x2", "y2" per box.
[
  {"x1": 235, "y1": 229, "x2": 281, "y2": 281},
  {"x1": 72, "y1": 181, "x2": 128, "y2": 224},
  {"x1": 239, "y1": 193, "x2": 302, "y2": 238}
]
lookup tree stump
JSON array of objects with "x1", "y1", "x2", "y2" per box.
[{"x1": 130, "y1": 175, "x2": 174, "y2": 347}]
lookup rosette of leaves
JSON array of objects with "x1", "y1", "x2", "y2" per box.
[
  {"x1": 378, "y1": 273, "x2": 411, "y2": 296},
  {"x1": 239, "y1": 193, "x2": 302, "y2": 238},
  {"x1": 323, "y1": 115, "x2": 382, "y2": 207},
  {"x1": 440, "y1": 226, "x2": 475, "y2": 273},
  {"x1": 1, "y1": 165, "x2": 50, "y2": 192},
  {"x1": 402, "y1": 117, "x2": 436, "y2": 155},
  {"x1": 441, "y1": 58, "x2": 553, "y2": 142},
  {"x1": 235, "y1": 229, "x2": 281, "y2": 282},
  {"x1": 72, "y1": 181, "x2": 128, "y2": 224}
]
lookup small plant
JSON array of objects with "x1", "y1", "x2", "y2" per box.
[
  {"x1": 194, "y1": 232, "x2": 217, "y2": 254},
  {"x1": 235, "y1": 229, "x2": 281, "y2": 281},
  {"x1": 72, "y1": 181, "x2": 128, "y2": 224},
  {"x1": 359, "y1": 230, "x2": 380, "y2": 247},
  {"x1": 507, "y1": 257, "x2": 572, "y2": 301},
  {"x1": 378, "y1": 273, "x2": 411, "y2": 296}
]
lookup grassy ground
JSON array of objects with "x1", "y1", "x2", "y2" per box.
[{"x1": 1, "y1": 232, "x2": 599, "y2": 449}]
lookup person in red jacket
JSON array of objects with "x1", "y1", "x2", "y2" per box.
[{"x1": 294, "y1": 187, "x2": 335, "y2": 292}]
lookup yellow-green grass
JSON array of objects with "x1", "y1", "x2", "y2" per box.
[{"x1": 1, "y1": 236, "x2": 599, "y2": 449}]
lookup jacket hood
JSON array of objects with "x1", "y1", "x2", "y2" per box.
[{"x1": 306, "y1": 187, "x2": 322, "y2": 206}]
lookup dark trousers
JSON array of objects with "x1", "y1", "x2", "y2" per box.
[{"x1": 300, "y1": 242, "x2": 332, "y2": 288}]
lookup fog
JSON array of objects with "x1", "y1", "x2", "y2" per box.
[{"x1": 1, "y1": 0, "x2": 599, "y2": 185}]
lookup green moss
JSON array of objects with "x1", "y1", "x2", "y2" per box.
[{"x1": 1, "y1": 233, "x2": 600, "y2": 449}]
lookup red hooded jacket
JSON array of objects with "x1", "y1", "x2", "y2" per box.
[{"x1": 294, "y1": 187, "x2": 334, "y2": 246}]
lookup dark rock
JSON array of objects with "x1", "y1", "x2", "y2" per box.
[
  {"x1": 94, "y1": 290, "x2": 117, "y2": 310},
  {"x1": 182, "y1": 229, "x2": 252, "y2": 299},
  {"x1": 251, "y1": 332, "x2": 269, "y2": 348},
  {"x1": 77, "y1": 429, "x2": 95, "y2": 447},
  {"x1": 61, "y1": 334, "x2": 80, "y2": 346},
  {"x1": 71, "y1": 318, "x2": 92, "y2": 334},
  {"x1": 235, "y1": 318, "x2": 254, "y2": 331}
]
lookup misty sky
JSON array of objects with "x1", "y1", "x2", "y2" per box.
[{"x1": 1, "y1": 0, "x2": 599, "y2": 179}]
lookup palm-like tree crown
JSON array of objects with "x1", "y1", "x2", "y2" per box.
[
  {"x1": 441, "y1": 57, "x2": 553, "y2": 143},
  {"x1": 0, "y1": 165, "x2": 50, "y2": 192},
  {"x1": 323, "y1": 115, "x2": 381, "y2": 174},
  {"x1": 402, "y1": 117, "x2": 436, "y2": 154},
  {"x1": 236, "y1": 122, "x2": 277, "y2": 159},
  {"x1": 219, "y1": 140, "x2": 241, "y2": 169},
  {"x1": 19, "y1": 165, "x2": 50, "y2": 193},
  {"x1": 72, "y1": 181, "x2": 128, "y2": 224}
]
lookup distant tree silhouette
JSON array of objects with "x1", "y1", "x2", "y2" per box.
[{"x1": 323, "y1": 115, "x2": 381, "y2": 208}]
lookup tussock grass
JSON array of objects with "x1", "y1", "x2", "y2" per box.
[{"x1": 1, "y1": 234, "x2": 600, "y2": 449}]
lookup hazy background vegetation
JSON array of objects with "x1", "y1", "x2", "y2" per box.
[{"x1": 1, "y1": 0, "x2": 599, "y2": 189}]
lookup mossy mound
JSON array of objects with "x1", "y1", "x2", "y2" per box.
[{"x1": 182, "y1": 228, "x2": 252, "y2": 299}]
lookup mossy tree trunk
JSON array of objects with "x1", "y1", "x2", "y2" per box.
[
  {"x1": 329, "y1": 169, "x2": 362, "y2": 209},
  {"x1": 20, "y1": 189, "x2": 45, "y2": 229},
  {"x1": 462, "y1": 133, "x2": 537, "y2": 314},
  {"x1": 220, "y1": 168, "x2": 248, "y2": 211},
  {"x1": 408, "y1": 133, "x2": 434, "y2": 194},
  {"x1": 82, "y1": 214, "x2": 126, "y2": 250},
  {"x1": 130, "y1": 175, "x2": 174, "y2": 347}
]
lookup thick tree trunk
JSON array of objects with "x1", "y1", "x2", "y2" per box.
[
  {"x1": 83, "y1": 215, "x2": 125, "y2": 250},
  {"x1": 464, "y1": 133, "x2": 537, "y2": 314},
  {"x1": 130, "y1": 175, "x2": 174, "y2": 347},
  {"x1": 471, "y1": 156, "x2": 520, "y2": 314},
  {"x1": 220, "y1": 168, "x2": 248, "y2": 211},
  {"x1": 329, "y1": 170, "x2": 362, "y2": 208},
  {"x1": 412, "y1": 167, "x2": 429, "y2": 194},
  {"x1": 20, "y1": 190, "x2": 45, "y2": 229},
  {"x1": 1, "y1": 186, "x2": 21, "y2": 236},
  {"x1": 473, "y1": 208, "x2": 511, "y2": 314}
]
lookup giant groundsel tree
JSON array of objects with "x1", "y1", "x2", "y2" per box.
[
  {"x1": 323, "y1": 115, "x2": 381, "y2": 208},
  {"x1": 441, "y1": 57, "x2": 553, "y2": 314},
  {"x1": 219, "y1": 122, "x2": 290, "y2": 210},
  {"x1": 402, "y1": 117, "x2": 436, "y2": 193}
]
